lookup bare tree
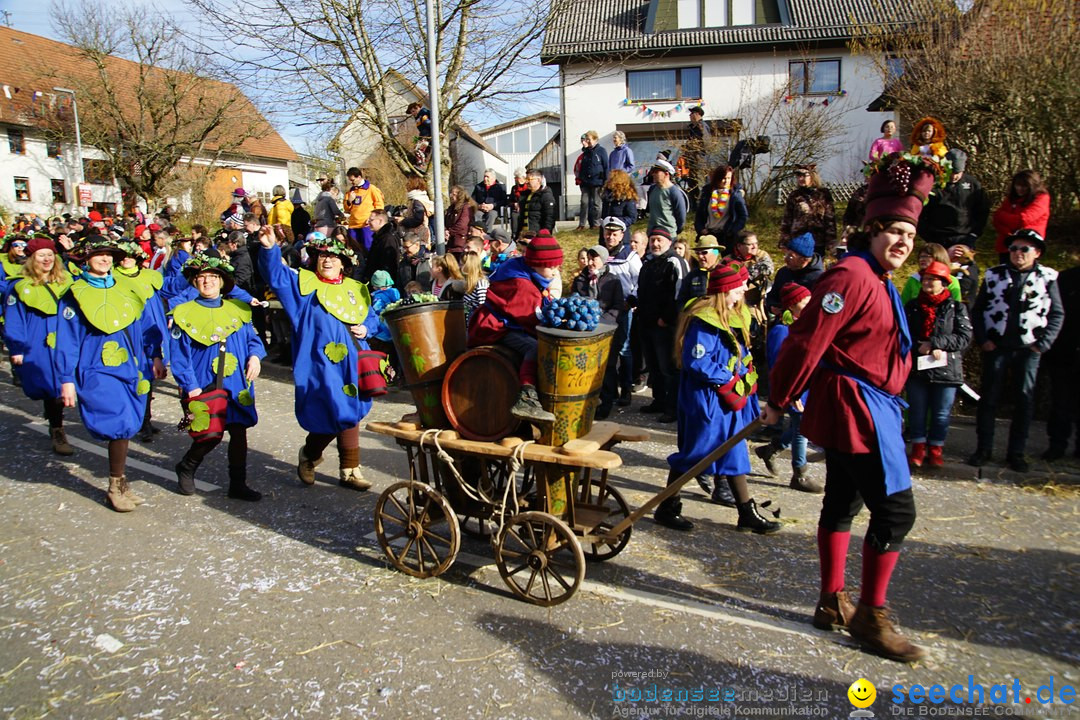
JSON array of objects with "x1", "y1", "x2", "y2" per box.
[
  {"x1": 852, "y1": 0, "x2": 1080, "y2": 214},
  {"x1": 41, "y1": 0, "x2": 267, "y2": 211},
  {"x1": 191, "y1": 0, "x2": 569, "y2": 185}
]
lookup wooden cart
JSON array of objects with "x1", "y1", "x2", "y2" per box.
[{"x1": 367, "y1": 417, "x2": 649, "y2": 606}]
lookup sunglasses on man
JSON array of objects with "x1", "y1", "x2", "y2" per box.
[{"x1": 1008, "y1": 245, "x2": 1035, "y2": 253}]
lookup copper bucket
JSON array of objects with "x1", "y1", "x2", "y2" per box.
[{"x1": 384, "y1": 301, "x2": 467, "y2": 428}]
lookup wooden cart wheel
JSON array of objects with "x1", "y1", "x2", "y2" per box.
[
  {"x1": 583, "y1": 481, "x2": 632, "y2": 562},
  {"x1": 374, "y1": 481, "x2": 460, "y2": 578},
  {"x1": 494, "y1": 511, "x2": 585, "y2": 606}
]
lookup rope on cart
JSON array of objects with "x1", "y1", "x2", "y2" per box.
[
  {"x1": 419, "y1": 428, "x2": 488, "y2": 505},
  {"x1": 496, "y1": 441, "x2": 533, "y2": 539}
]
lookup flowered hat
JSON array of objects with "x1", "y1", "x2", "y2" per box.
[
  {"x1": 306, "y1": 236, "x2": 358, "y2": 267},
  {"x1": 76, "y1": 234, "x2": 127, "y2": 262},
  {"x1": 182, "y1": 252, "x2": 236, "y2": 293},
  {"x1": 863, "y1": 156, "x2": 937, "y2": 227},
  {"x1": 119, "y1": 240, "x2": 149, "y2": 263}
]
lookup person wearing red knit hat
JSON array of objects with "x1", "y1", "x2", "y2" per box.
[
  {"x1": 468, "y1": 229, "x2": 563, "y2": 422},
  {"x1": 654, "y1": 260, "x2": 780, "y2": 534},
  {"x1": 761, "y1": 154, "x2": 937, "y2": 662},
  {"x1": 756, "y1": 282, "x2": 823, "y2": 494}
]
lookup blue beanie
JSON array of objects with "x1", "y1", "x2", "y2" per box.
[{"x1": 787, "y1": 232, "x2": 815, "y2": 258}]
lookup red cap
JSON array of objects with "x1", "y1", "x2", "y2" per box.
[
  {"x1": 88, "y1": 210, "x2": 103, "y2": 222},
  {"x1": 524, "y1": 230, "x2": 563, "y2": 268},
  {"x1": 780, "y1": 282, "x2": 811, "y2": 309},
  {"x1": 707, "y1": 260, "x2": 749, "y2": 295},
  {"x1": 135, "y1": 224, "x2": 147, "y2": 237},
  {"x1": 148, "y1": 223, "x2": 162, "y2": 232},
  {"x1": 922, "y1": 260, "x2": 952, "y2": 283}
]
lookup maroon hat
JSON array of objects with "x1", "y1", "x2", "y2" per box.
[
  {"x1": 648, "y1": 227, "x2": 672, "y2": 241},
  {"x1": 25, "y1": 236, "x2": 57, "y2": 257},
  {"x1": 780, "y1": 282, "x2": 811, "y2": 309},
  {"x1": 148, "y1": 223, "x2": 162, "y2": 232},
  {"x1": 863, "y1": 157, "x2": 936, "y2": 227},
  {"x1": 524, "y1": 230, "x2": 563, "y2": 268},
  {"x1": 707, "y1": 260, "x2": 749, "y2": 295}
]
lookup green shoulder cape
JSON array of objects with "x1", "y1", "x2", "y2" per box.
[
  {"x1": 172, "y1": 298, "x2": 252, "y2": 345},
  {"x1": 115, "y1": 266, "x2": 164, "y2": 301},
  {"x1": 12, "y1": 276, "x2": 74, "y2": 316},
  {"x1": 69, "y1": 278, "x2": 146, "y2": 334},
  {"x1": 2, "y1": 254, "x2": 24, "y2": 280},
  {"x1": 298, "y1": 269, "x2": 370, "y2": 325}
]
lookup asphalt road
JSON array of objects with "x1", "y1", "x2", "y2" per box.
[{"x1": 0, "y1": 363, "x2": 1077, "y2": 719}]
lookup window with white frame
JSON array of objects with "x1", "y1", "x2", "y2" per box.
[
  {"x1": 627, "y1": 68, "x2": 702, "y2": 102},
  {"x1": 14, "y1": 177, "x2": 30, "y2": 202},
  {"x1": 789, "y1": 59, "x2": 841, "y2": 95},
  {"x1": 679, "y1": 0, "x2": 781, "y2": 29}
]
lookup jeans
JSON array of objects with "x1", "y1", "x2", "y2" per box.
[
  {"x1": 779, "y1": 411, "x2": 808, "y2": 469},
  {"x1": 976, "y1": 347, "x2": 1041, "y2": 457},
  {"x1": 578, "y1": 186, "x2": 602, "y2": 227},
  {"x1": 641, "y1": 322, "x2": 678, "y2": 415},
  {"x1": 905, "y1": 376, "x2": 958, "y2": 446}
]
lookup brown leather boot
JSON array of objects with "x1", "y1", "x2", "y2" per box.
[
  {"x1": 50, "y1": 428, "x2": 74, "y2": 456},
  {"x1": 848, "y1": 602, "x2": 926, "y2": 662},
  {"x1": 812, "y1": 590, "x2": 855, "y2": 631},
  {"x1": 107, "y1": 477, "x2": 137, "y2": 513}
]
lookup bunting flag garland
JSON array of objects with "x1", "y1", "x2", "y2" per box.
[{"x1": 619, "y1": 98, "x2": 705, "y2": 119}]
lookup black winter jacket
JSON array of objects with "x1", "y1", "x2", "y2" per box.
[
  {"x1": 570, "y1": 268, "x2": 624, "y2": 325},
  {"x1": 517, "y1": 187, "x2": 556, "y2": 235},
  {"x1": 764, "y1": 254, "x2": 825, "y2": 314},
  {"x1": 636, "y1": 249, "x2": 688, "y2": 327},
  {"x1": 904, "y1": 296, "x2": 973, "y2": 385}
]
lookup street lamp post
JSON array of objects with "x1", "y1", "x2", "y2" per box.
[
  {"x1": 424, "y1": 0, "x2": 444, "y2": 248},
  {"x1": 52, "y1": 87, "x2": 85, "y2": 202}
]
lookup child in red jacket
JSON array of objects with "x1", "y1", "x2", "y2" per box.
[{"x1": 468, "y1": 230, "x2": 563, "y2": 421}]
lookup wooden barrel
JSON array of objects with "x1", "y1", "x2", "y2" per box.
[
  {"x1": 441, "y1": 346, "x2": 521, "y2": 441},
  {"x1": 536, "y1": 324, "x2": 617, "y2": 447},
  {"x1": 384, "y1": 301, "x2": 467, "y2": 428}
]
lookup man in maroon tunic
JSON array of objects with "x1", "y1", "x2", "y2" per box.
[{"x1": 762, "y1": 156, "x2": 938, "y2": 663}]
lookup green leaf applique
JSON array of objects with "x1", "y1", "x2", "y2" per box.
[
  {"x1": 410, "y1": 352, "x2": 426, "y2": 374},
  {"x1": 342, "y1": 384, "x2": 358, "y2": 397},
  {"x1": 137, "y1": 379, "x2": 150, "y2": 395},
  {"x1": 211, "y1": 351, "x2": 238, "y2": 378},
  {"x1": 238, "y1": 381, "x2": 254, "y2": 406},
  {"x1": 398, "y1": 331, "x2": 412, "y2": 348},
  {"x1": 323, "y1": 342, "x2": 348, "y2": 364},
  {"x1": 101, "y1": 341, "x2": 129, "y2": 367},
  {"x1": 188, "y1": 401, "x2": 211, "y2": 432},
  {"x1": 46, "y1": 332, "x2": 56, "y2": 349}
]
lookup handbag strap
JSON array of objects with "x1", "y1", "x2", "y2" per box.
[{"x1": 213, "y1": 341, "x2": 228, "y2": 391}]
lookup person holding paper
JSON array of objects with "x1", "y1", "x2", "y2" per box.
[{"x1": 902, "y1": 261, "x2": 972, "y2": 468}]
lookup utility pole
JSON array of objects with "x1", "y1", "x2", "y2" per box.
[
  {"x1": 424, "y1": 0, "x2": 444, "y2": 249},
  {"x1": 52, "y1": 87, "x2": 86, "y2": 207}
]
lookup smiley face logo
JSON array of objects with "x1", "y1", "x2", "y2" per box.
[{"x1": 848, "y1": 678, "x2": 876, "y2": 708}]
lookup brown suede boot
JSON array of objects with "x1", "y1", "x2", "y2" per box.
[
  {"x1": 848, "y1": 602, "x2": 926, "y2": 662},
  {"x1": 50, "y1": 428, "x2": 74, "y2": 456},
  {"x1": 297, "y1": 447, "x2": 323, "y2": 485},
  {"x1": 107, "y1": 477, "x2": 137, "y2": 513},
  {"x1": 812, "y1": 590, "x2": 855, "y2": 631},
  {"x1": 339, "y1": 466, "x2": 372, "y2": 491}
]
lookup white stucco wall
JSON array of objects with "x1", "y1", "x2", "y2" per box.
[{"x1": 559, "y1": 49, "x2": 892, "y2": 213}]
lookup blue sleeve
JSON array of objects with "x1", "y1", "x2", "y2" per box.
[
  {"x1": 55, "y1": 296, "x2": 84, "y2": 384},
  {"x1": 258, "y1": 244, "x2": 302, "y2": 319},
  {"x1": 159, "y1": 272, "x2": 191, "y2": 302},
  {"x1": 225, "y1": 286, "x2": 255, "y2": 304},
  {"x1": 4, "y1": 297, "x2": 28, "y2": 355},
  {"x1": 728, "y1": 192, "x2": 748, "y2": 234},
  {"x1": 671, "y1": 186, "x2": 688, "y2": 232},
  {"x1": 625, "y1": 146, "x2": 636, "y2": 173},
  {"x1": 142, "y1": 297, "x2": 166, "y2": 360},
  {"x1": 362, "y1": 303, "x2": 380, "y2": 337},
  {"x1": 766, "y1": 325, "x2": 789, "y2": 369},
  {"x1": 168, "y1": 329, "x2": 201, "y2": 394},
  {"x1": 681, "y1": 321, "x2": 734, "y2": 386},
  {"x1": 244, "y1": 323, "x2": 267, "y2": 362}
]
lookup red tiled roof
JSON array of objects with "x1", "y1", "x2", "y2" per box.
[{"x1": 0, "y1": 26, "x2": 296, "y2": 163}]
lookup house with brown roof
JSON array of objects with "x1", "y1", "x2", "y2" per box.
[
  {"x1": 542, "y1": 0, "x2": 917, "y2": 217},
  {"x1": 0, "y1": 27, "x2": 296, "y2": 218}
]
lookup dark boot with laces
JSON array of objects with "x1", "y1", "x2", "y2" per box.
[
  {"x1": 848, "y1": 602, "x2": 926, "y2": 663},
  {"x1": 511, "y1": 384, "x2": 555, "y2": 423},
  {"x1": 736, "y1": 499, "x2": 781, "y2": 534}
]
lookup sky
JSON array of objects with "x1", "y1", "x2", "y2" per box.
[{"x1": 0, "y1": 0, "x2": 559, "y2": 156}]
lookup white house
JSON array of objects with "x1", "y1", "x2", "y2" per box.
[
  {"x1": 0, "y1": 27, "x2": 296, "y2": 220},
  {"x1": 479, "y1": 112, "x2": 561, "y2": 182},
  {"x1": 542, "y1": 0, "x2": 915, "y2": 214}
]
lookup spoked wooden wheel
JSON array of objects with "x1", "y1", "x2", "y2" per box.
[
  {"x1": 375, "y1": 481, "x2": 460, "y2": 578},
  {"x1": 494, "y1": 511, "x2": 585, "y2": 606},
  {"x1": 582, "y1": 481, "x2": 632, "y2": 562}
]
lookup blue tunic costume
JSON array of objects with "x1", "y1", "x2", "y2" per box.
[
  {"x1": 115, "y1": 267, "x2": 169, "y2": 371},
  {"x1": 258, "y1": 244, "x2": 378, "y2": 434},
  {"x1": 55, "y1": 276, "x2": 163, "y2": 441},
  {"x1": 168, "y1": 297, "x2": 266, "y2": 427},
  {"x1": 3, "y1": 275, "x2": 72, "y2": 400},
  {"x1": 667, "y1": 310, "x2": 759, "y2": 477}
]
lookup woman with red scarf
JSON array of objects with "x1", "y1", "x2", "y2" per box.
[{"x1": 903, "y1": 261, "x2": 972, "y2": 468}]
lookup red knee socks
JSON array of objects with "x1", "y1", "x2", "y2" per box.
[
  {"x1": 860, "y1": 542, "x2": 900, "y2": 608},
  {"x1": 817, "y1": 527, "x2": 850, "y2": 594}
]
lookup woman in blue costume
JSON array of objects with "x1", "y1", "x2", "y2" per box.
[
  {"x1": 56, "y1": 236, "x2": 166, "y2": 513},
  {"x1": 4, "y1": 235, "x2": 75, "y2": 455},
  {"x1": 114, "y1": 241, "x2": 169, "y2": 442},
  {"x1": 257, "y1": 227, "x2": 378, "y2": 490},
  {"x1": 654, "y1": 261, "x2": 781, "y2": 534},
  {"x1": 170, "y1": 254, "x2": 265, "y2": 501}
]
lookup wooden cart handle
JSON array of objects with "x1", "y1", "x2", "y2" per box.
[{"x1": 605, "y1": 418, "x2": 764, "y2": 537}]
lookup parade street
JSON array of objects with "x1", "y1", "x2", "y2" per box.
[{"x1": 0, "y1": 365, "x2": 1077, "y2": 719}]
